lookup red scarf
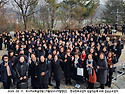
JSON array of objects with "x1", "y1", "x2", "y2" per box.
[
  {"x1": 81, "y1": 54, "x2": 86, "y2": 64},
  {"x1": 107, "y1": 57, "x2": 112, "y2": 66}
]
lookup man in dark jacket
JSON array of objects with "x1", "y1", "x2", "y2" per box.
[
  {"x1": 15, "y1": 55, "x2": 29, "y2": 89},
  {"x1": 0, "y1": 55, "x2": 13, "y2": 89},
  {"x1": 64, "y1": 49, "x2": 72, "y2": 85},
  {"x1": 52, "y1": 55, "x2": 64, "y2": 89},
  {"x1": 46, "y1": 54, "x2": 53, "y2": 86}
]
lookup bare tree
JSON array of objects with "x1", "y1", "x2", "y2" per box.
[
  {"x1": 12, "y1": 0, "x2": 39, "y2": 30},
  {"x1": 0, "y1": 0, "x2": 8, "y2": 33},
  {"x1": 0, "y1": 0, "x2": 8, "y2": 9}
]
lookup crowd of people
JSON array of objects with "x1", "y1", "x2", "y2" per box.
[{"x1": 0, "y1": 24, "x2": 124, "y2": 89}]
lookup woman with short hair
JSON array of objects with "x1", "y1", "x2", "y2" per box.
[
  {"x1": 16, "y1": 55, "x2": 28, "y2": 89},
  {"x1": 97, "y1": 53, "x2": 108, "y2": 89}
]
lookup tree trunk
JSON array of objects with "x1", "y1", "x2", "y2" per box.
[
  {"x1": 23, "y1": 16, "x2": 27, "y2": 30},
  {"x1": 51, "y1": 18, "x2": 54, "y2": 30}
]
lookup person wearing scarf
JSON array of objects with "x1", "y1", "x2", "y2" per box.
[
  {"x1": 106, "y1": 51, "x2": 118, "y2": 88},
  {"x1": 80, "y1": 49, "x2": 87, "y2": 81},
  {"x1": 1, "y1": 55, "x2": 13, "y2": 89},
  {"x1": 86, "y1": 54, "x2": 97, "y2": 89},
  {"x1": 72, "y1": 52, "x2": 82, "y2": 89}
]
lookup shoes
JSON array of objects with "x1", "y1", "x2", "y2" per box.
[
  {"x1": 75, "y1": 84, "x2": 81, "y2": 89},
  {"x1": 54, "y1": 86, "x2": 60, "y2": 89},
  {"x1": 69, "y1": 82, "x2": 72, "y2": 85},
  {"x1": 108, "y1": 85, "x2": 111, "y2": 88},
  {"x1": 105, "y1": 83, "x2": 108, "y2": 86},
  {"x1": 77, "y1": 84, "x2": 81, "y2": 88},
  {"x1": 75, "y1": 84, "x2": 78, "y2": 88},
  {"x1": 87, "y1": 87, "x2": 89, "y2": 89}
]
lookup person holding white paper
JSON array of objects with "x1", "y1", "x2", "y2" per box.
[{"x1": 71, "y1": 52, "x2": 83, "y2": 89}]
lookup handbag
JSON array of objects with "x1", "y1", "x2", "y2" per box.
[
  {"x1": 17, "y1": 82, "x2": 28, "y2": 89},
  {"x1": 88, "y1": 69, "x2": 97, "y2": 83}
]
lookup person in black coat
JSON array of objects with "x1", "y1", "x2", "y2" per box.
[
  {"x1": 112, "y1": 41, "x2": 120, "y2": 61},
  {"x1": 80, "y1": 49, "x2": 87, "y2": 81},
  {"x1": 8, "y1": 50, "x2": 17, "y2": 85},
  {"x1": 46, "y1": 54, "x2": 53, "y2": 86},
  {"x1": 35, "y1": 46, "x2": 45, "y2": 58},
  {"x1": 0, "y1": 55, "x2": 13, "y2": 89},
  {"x1": 72, "y1": 52, "x2": 83, "y2": 89},
  {"x1": 97, "y1": 53, "x2": 108, "y2": 89},
  {"x1": 59, "y1": 47, "x2": 65, "y2": 72},
  {"x1": 106, "y1": 51, "x2": 118, "y2": 87},
  {"x1": 52, "y1": 55, "x2": 64, "y2": 89},
  {"x1": 0, "y1": 33, "x2": 3, "y2": 50},
  {"x1": 29, "y1": 53, "x2": 39, "y2": 89},
  {"x1": 6, "y1": 34, "x2": 12, "y2": 50},
  {"x1": 117, "y1": 38, "x2": 124, "y2": 59},
  {"x1": 15, "y1": 55, "x2": 29, "y2": 89},
  {"x1": 64, "y1": 49, "x2": 72, "y2": 85},
  {"x1": 38, "y1": 55, "x2": 49, "y2": 89},
  {"x1": 15, "y1": 44, "x2": 20, "y2": 56}
]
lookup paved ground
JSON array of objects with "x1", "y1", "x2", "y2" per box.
[{"x1": 0, "y1": 33, "x2": 125, "y2": 89}]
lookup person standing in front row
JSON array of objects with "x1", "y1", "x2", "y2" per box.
[
  {"x1": 72, "y1": 52, "x2": 83, "y2": 89},
  {"x1": 0, "y1": 55, "x2": 13, "y2": 89},
  {"x1": 38, "y1": 55, "x2": 49, "y2": 89},
  {"x1": 106, "y1": 51, "x2": 118, "y2": 88},
  {"x1": 86, "y1": 54, "x2": 97, "y2": 89},
  {"x1": 46, "y1": 54, "x2": 53, "y2": 86},
  {"x1": 29, "y1": 53, "x2": 39, "y2": 89},
  {"x1": 52, "y1": 55, "x2": 64, "y2": 89},
  {"x1": 15, "y1": 55, "x2": 28, "y2": 89},
  {"x1": 64, "y1": 49, "x2": 72, "y2": 85},
  {"x1": 97, "y1": 53, "x2": 108, "y2": 89}
]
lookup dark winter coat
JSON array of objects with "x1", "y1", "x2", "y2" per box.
[
  {"x1": 0, "y1": 61, "x2": 13, "y2": 82},
  {"x1": 46, "y1": 58, "x2": 53, "y2": 78},
  {"x1": 97, "y1": 59, "x2": 108, "y2": 84},
  {"x1": 38, "y1": 61, "x2": 49, "y2": 85},
  {"x1": 52, "y1": 59, "x2": 64, "y2": 81},
  {"x1": 29, "y1": 60, "x2": 39, "y2": 88},
  {"x1": 64, "y1": 55, "x2": 72, "y2": 78},
  {"x1": 15, "y1": 61, "x2": 28, "y2": 83}
]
